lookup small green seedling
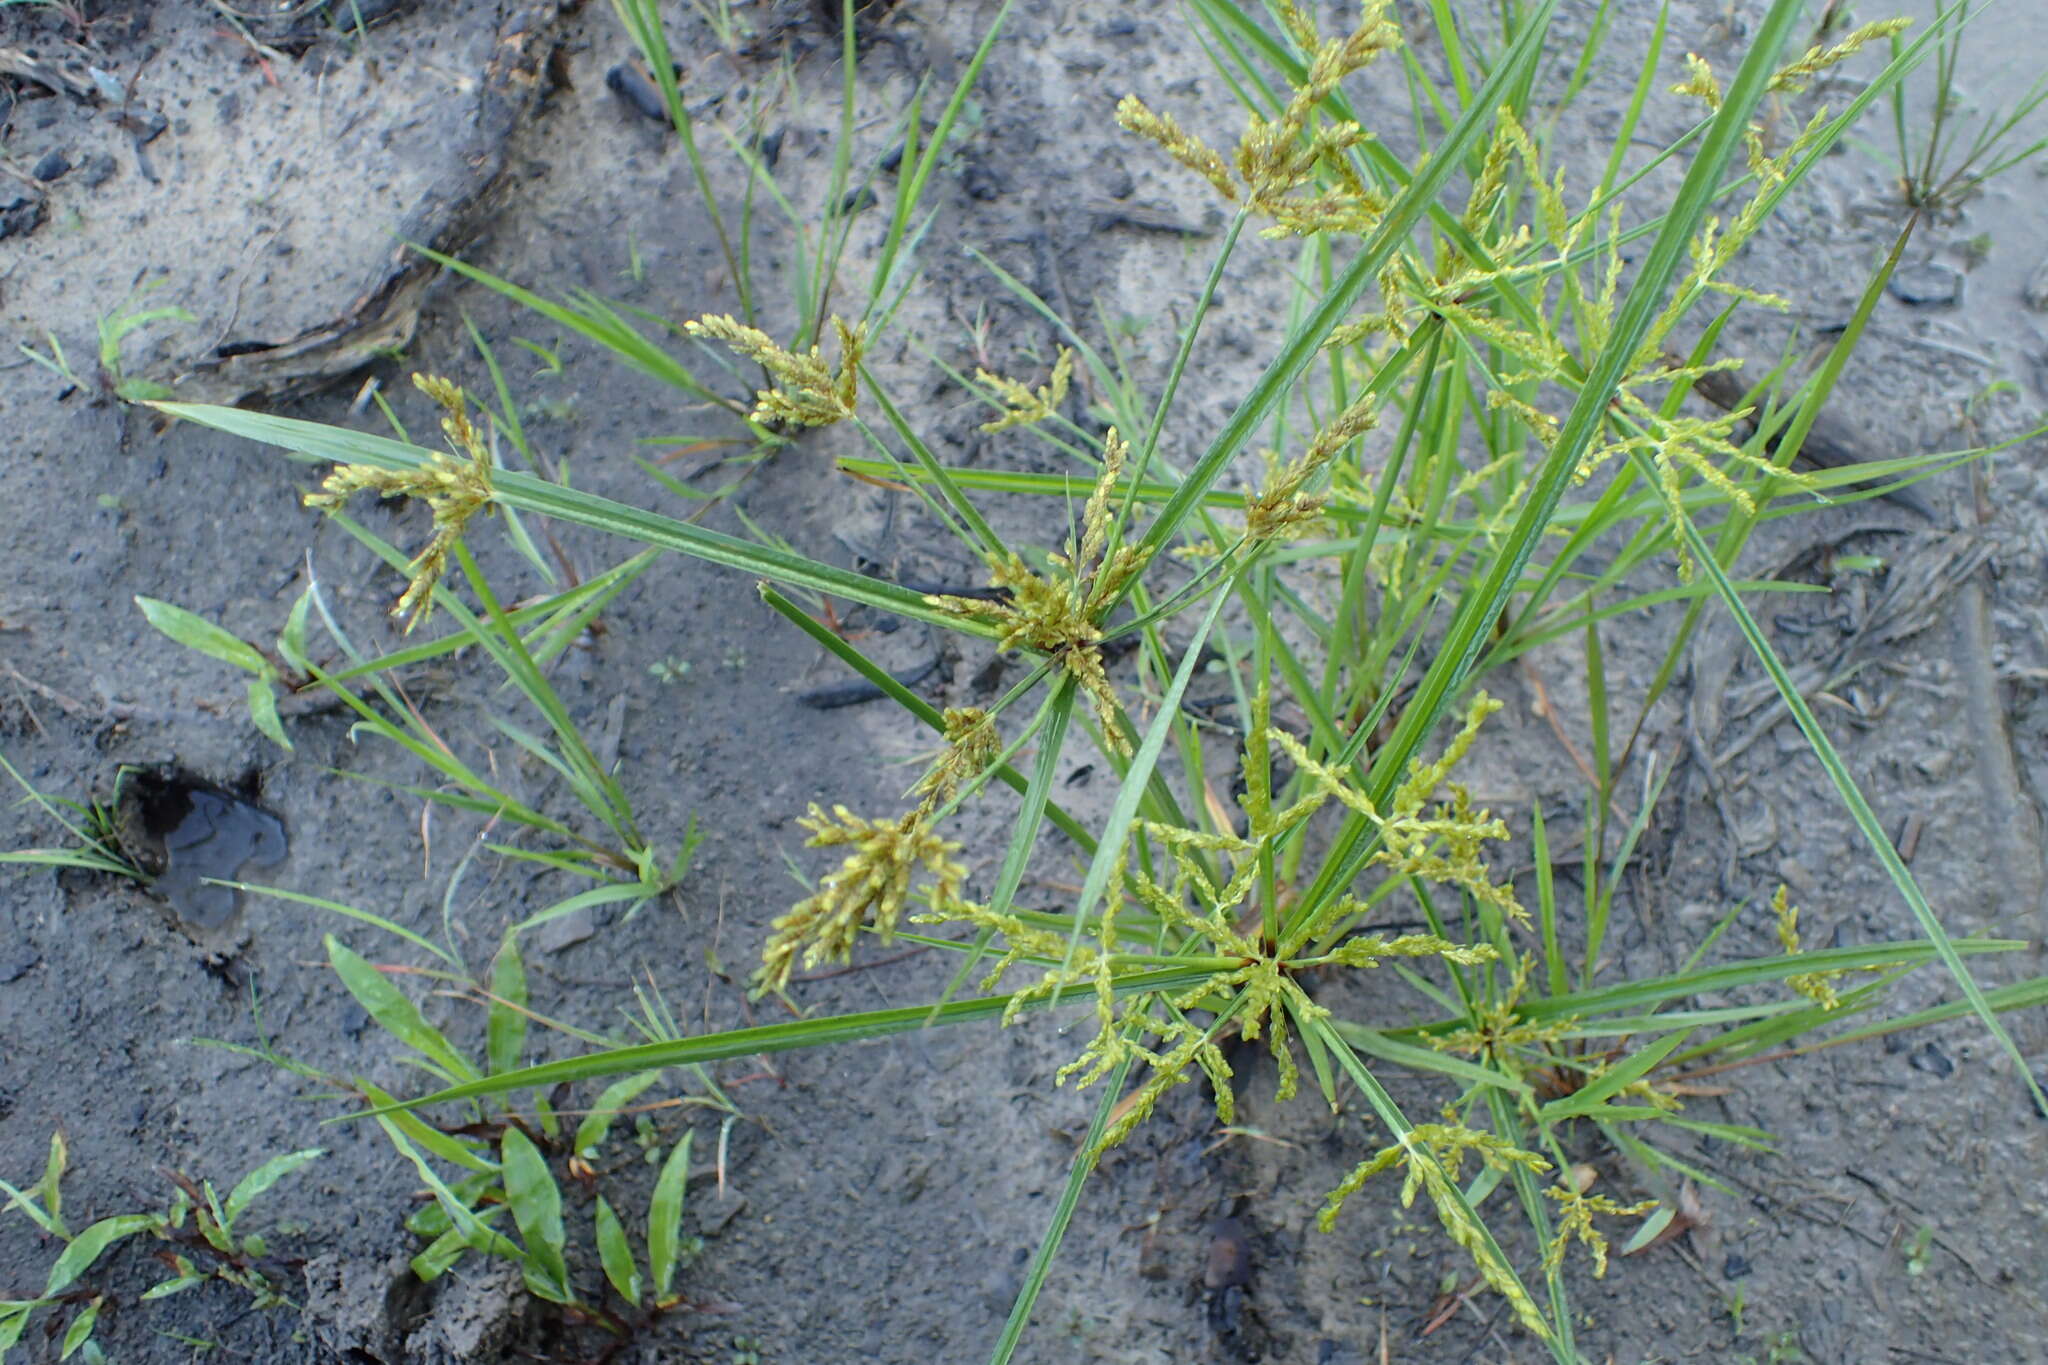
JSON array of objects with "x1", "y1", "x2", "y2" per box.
[
  {"x1": 321, "y1": 928, "x2": 724, "y2": 1339},
  {"x1": 0, "y1": 753, "x2": 147, "y2": 882},
  {"x1": 1903, "y1": 1223, "x2": 1935, "y2": 1276},
  {"x1": 0, "y1": 1133, "x2": 321, "y2": 1362},
  {"x1": 135, "y1": 592, "x2": 313, "y2": 752},
  {"x1": 16, "y1": 291, "x2": 195, "y2": 403}
]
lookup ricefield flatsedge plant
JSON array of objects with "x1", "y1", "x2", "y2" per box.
[
  {"x1": 147, "y1": 1, "x2": 2048, "y2": 1359},
  {"x1": 0, "y1": 1133, "x2": 321, "y2": 1363}
]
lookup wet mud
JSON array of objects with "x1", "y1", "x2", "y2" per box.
[{"x1": 112, "y1": 766, "x2": 287, "y2": 929}]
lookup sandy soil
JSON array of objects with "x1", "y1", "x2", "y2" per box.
[{"x1": 2, "y1": 2, "x2": 2045, "y2": 1362}]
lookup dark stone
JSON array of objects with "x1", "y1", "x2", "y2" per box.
[
  {"x1": 111, "y1": 766, "x2": 288, "y2": 929},
  {"x1": 1908, "y1": 1041, "x2": 1955, "y2": 1077},
  {"x1": 605, "y1": 61, "x2": 676, "y2": 123},
  {"x1": 0, "y1": 946, "x2": 40, "y2": 983},
  {"x1": 30, "y1": 150, "x2": 69, "y2": 182},
  {"x1": 77, "y1": 153, "x2": 117, "y2": 187},
  {"x1": 113, "y1": 106, "x2": 168, "y2": 144},
  {"x1": 1888, "y1": 260, "x2": 1962, "y2": 307},
  {"x1": 1723, "y1": 1253, "x2": 1753, "y2": 1279},
  {"x1": 963, "y1": 160, "x2": 1005, "y2": 200},
  {"x1": 328, "y1": 0, "x2": 413, "y2": 29},
  {"x1": 0, "y1": 195, "x2": 47, "y2": 241}
]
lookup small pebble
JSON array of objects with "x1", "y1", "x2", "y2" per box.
[
  {"x1": 1908, "y1": 1041, "x2": 1955, "y2": 1077},
  {"x1": 963, "y1": 161, "x2": 1005, "y2": 201},
  {"x1": 1775, "y1": 856, "x2": 1819, "y2": 900},
  {"x1": 113, "y1": 106, "x2": 168, "y2": 144},
  {"x1": 1887, "y1": 260, "x2": 1962, "y2": 307},
  {"x1": 2023, "y1": 258, "x2": 2048, "y2": 313},
  {"x1": 30, "y1": 150, "x2": 69, "y2": 182},
  {"x1": 602, "y1": 61, "x2": 684, "y2": 125},
  {"x1": 77, "y1": 152, "x2": 117, "y2": 187},
  {"x1": 1204, "y1": 1216, "x2": 1251, "y2": 1290},
  {"x1": 605, "y1": 61, "x2": 670, "y2": 123},
  {"x1": 0, "y1": 195, "x2": 47, "y2": 241},
  {"x1": 533, "y1": 906, "x2": 597, "y2": 954},
  {"x1": 1723, "y1": 1253, "x2": 1753, "y2": 1279}
]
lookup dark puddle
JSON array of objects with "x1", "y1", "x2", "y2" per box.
[{"x1": 115, "y1": 767, "x2": 287, "y2": 929}]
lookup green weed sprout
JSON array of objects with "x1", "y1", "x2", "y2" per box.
[
  {"x1": 16, "y1": 288, "x2": 194, "y2": 404},
  {"x1": 0, "y1": 754, "x2": 147, "y2": 882},
  {"x1": 309, "y1": 929, "x2": 729, "y2": 1338},
  {"x1": 0, "y1": 1134, "x2": 321, "y2": 1361}
]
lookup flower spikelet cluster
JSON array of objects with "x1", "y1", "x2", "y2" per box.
[
  {"x1": 1431, "y1": 952, "x2": 1578, "y2": 1067},
  {"x1": 919, "y1": 843, "x2": 1238, "y2": 1160},
  {"x1": 304, "y1": 373, "x2": 496, "y2": 632},
  {"x1": 1272, "y1": 693, "x2": 1524, "y2": 925},
  {"x1": 1772, "y1": 884, "x2": 1845, "y2": 1009},
  {"x1": 911, "y1": 707, "x2": 1002, "y2": 813},
  {"x1": 920, "y1": 683, "x2": 1502, "y2": 1162},
  {"x1": 1117, "y1": 2, "x2": 1399, "y2": 238},
  {"x1": 1768, "y1": 18, "x2": 1914, "y2": 96},
  {"x1": 684, "y1": 314, "x2": 866, "y2": 428},
  {"x1": 1325, "y1": 932, "x2": 1498, "y2": 970},
  {"x1": 1318, "y1": 1122, "x2": 1552, "y2": 1338},
  {"x1": 926, "y1": 430, "x2": 1151, "y2": 753},
  {"x1": 1244, "y1": 394, "x2": 1378, "y2": 542},
  {"x1": 1542, "y1": 1184, "x2": 1658, "y2": 1277},
  {"x1": 757, "y1": 804, "x2": 965, "y2": 992},
  {"x1": 978, "y1": 347, "x2": 1074, "y2": 434}
]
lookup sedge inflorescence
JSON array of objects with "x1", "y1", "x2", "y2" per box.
[
  {"x1": 304, "y1": 373, "x2": 496, "y2": 632},
  {"x1": 925, "y1": 429, "x2": 1152, "y2": 754}
]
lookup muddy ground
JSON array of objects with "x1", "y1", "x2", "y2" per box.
[{"x1": 2, "y1": 1, "x2": 2046, "y2": 1362}]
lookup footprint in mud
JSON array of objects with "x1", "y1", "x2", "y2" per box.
[{"x1": 114, "y1": 767, "x2": 287, "y2": 929}]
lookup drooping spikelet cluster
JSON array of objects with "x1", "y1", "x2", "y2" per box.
[
  {"x1": 1116, "y1": 2, "x2": 1400, "y2": 238},
  {"x1": 756, "y1": 804, "x2": 967, "y2": 993},
  {"x1": 977, "y1": 348, "x2": 1074, "y2": 434},
  {"x1": 684, "y1": 314, "x2": 867, "y2": 429},
  {"x1": 1318, "y1": 1121, "x2": 1552, "y2": 1337},
  {"x1": 304, "y1": 373, "x2": 496, "y2": 632},
  {"x1": 1773, "y1": 884, "x2": 1848, "y2": 1010}
]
